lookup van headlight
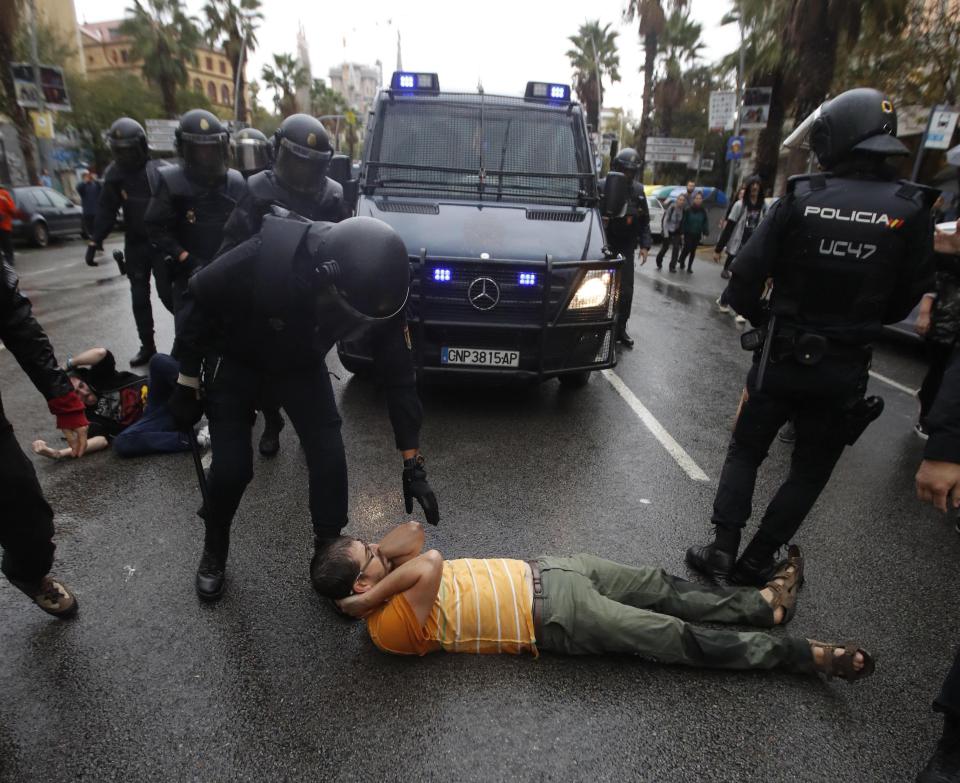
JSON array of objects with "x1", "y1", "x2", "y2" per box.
[{"x1": 569, "y1": 270, "x2": 612, "y2": 310}]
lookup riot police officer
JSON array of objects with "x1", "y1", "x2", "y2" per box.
[
  {"x1": 602, "y1": 148, "x2": 652, "y2": 349},
  {"x1": 88, "y1": 118, "x2": 173, "y2": 366},
  {"x1": 144, "y1": 109, "x2": 246, "y2": 314},
  {"x1": 167, "y1": 213, "x2": 439, "y2": 601},
  {"x1": 232, "y1": 127, "x2": 272, "y2": 179},
  {"x1": 686, "y1": 88, "x2": 937, "y2": 586},
  {"x1": 219, "y1": 114, "x2": 346, "y2": 457}
]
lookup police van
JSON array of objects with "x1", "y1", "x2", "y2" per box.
[{"x1": 337, "y1": 72, "x2": 622, "y2": 387}]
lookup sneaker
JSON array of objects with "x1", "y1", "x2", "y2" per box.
[
  {"x1": 734, "y1": 315, "x2": 747, "y2": 325},
  {"x1": 129, "y1": 345, "x2": 157, "y2": 367},
  {"x1": 9, "y1": 575, "x2": 78, "y2": 618},
  {"x1": 915, "y1": 423, "x2": 930, "y2": 440},
  {"x1": 195, "y1": 425, "x2": 211, "y2": 449},
  {"x1": 716, "y1": 296, "x2": 732, "y2": 314}
]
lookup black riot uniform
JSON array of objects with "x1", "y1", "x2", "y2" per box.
[
  {"x1": 167, "y1": 214, "x2": 439, "y2": 601},
  {"x1": 687, "y1": 88, "x2": 937, "y2": 586},
  {"x1": 601, "y1": 148, "x2": 652, "y2": 349},
  {"x1": 144, "y1": 110, "x2": 246, "y2": 315},
  {"x1": 218, "y1": 114, "x2": 346, "y2": 256},
  {"x1": 232, "y1": 127, "x2": 272, "y2": 179},
  {"x1": 89, "y1": 117, "x2": 173, "y2": 366},
  {"x1": 218, "y1": 115, "x2": 345, "y2": 458}
]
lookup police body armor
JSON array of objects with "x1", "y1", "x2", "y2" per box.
[
  {"x1": 770, "y1": 172, "x2": 937, "y2": 342},
  {"x1": 102, "y1": 159, "x2": 170, "y2": 242},
  {"x1": 603, "y1": 179, "x2": 647, "y2": 252},
  {"x1": 157, "y1": 165, "x2": 247, "y2": 263},
  {"x1": 247, "y1": 169, "x2": 345, "y2": 223}
]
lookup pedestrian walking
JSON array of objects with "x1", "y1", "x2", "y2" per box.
[
  {"x1": 686, "y1": 88, "x2": 937, "y2": 586},
  {"x1": 655, "y1": 193, "x2": 686, "y2": 270},
  {"x1": 672, "y1": 191, "x2": 708, "y2": 273},
  {"x1": 39, "y1": 169, "x2": 52, "y2": 189},
  {"x1": 1, "y1": 264, "x2": 87, "y2": 617},
  {"x1": 715, "y1": 177, "x2": 766, "y2": 280},
  {"x1": 76, "y1": 170, "x2": 101, "y2": 242},
  {"x1": 0, "y1": 184, "x2": 16, "y2": 267},
  {"x1": 915, "y1": 249, "x2": 960, "y2": 439}
]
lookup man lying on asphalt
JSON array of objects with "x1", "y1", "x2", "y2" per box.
[{"x1": 311, "y1": 522, "x2": 871, "y2": 682}]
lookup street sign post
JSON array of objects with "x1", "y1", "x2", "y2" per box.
[
  {"x1": 145, "y1": 119, "x2": 179, "y2": 153},
  {"x1": 646, "y1": 137, "x2": 695, "y2": 164},
  {"x1": 709, "y1": 91, "x2": 737, "y2": 132},
  {"x1": 925, "y1": 107, "x2": 959, "y2": 150}
]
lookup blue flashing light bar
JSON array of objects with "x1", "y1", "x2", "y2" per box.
[
  {"x1": 390, "y1": 71, "x2": 440, "y2": 93},
  {"x1": 518, "y1": 272, "x2": 537, "y2": 286},
  {"x1": 433, "y1": 267, "x2": 452, "y2": 282},
  {"x1": 524, "y1": 81, "x2": 571, "y2": 102}
]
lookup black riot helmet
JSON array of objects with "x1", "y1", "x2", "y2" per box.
[
  {"x1": 107, "y1": 117, "x2": 148, "y2": 171},
  {"x1": 306, "y1": 217, "x2": 409, "y2": 339},
  {"x1": 233, "y1": 127, "x2": 271, "y2": 178},
  {"x1": 612, "y1": 147, "x2": 641, "y2": 183},
  {"x1": 272, "y1": 114, "x2": 334, "y2": 195},
  {"x1": 809, "y1": 88, "x2": 909, "y2": 170},
  {"x1": 175, "y1": 109, "x2": 230, "y2": 186}
]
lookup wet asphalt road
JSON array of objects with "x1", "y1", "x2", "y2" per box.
[{"x1": 1, "y1": 238, "x2": 957, "y2": 782}]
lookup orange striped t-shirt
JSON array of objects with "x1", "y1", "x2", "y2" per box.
[{"x1": 366, "y1": 558, "x2": 537, "y2": 656}]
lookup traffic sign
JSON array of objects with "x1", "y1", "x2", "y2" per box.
[
  {"x1": 726, "y1": 136, "x2": 745, "y2": 160},
  {"x1": 709, "y1": 91, "x2": 737, "y2": 132},
  {"x1": 646, "y1": 137, "x2": 695, "y2": 163},
  {"x1": 688, "y1": 154, "x2": 714, "y2": 171},
  {"x1": 925, "y1": 107, "x2": 959, "y2": 150},
  {"x1": 145, "y1": 119, "x2": 179, "y2": 152}
]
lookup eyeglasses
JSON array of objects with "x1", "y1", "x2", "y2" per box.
[{"x1": 357, "y1": 542, "x2": 376, "y2": 579}]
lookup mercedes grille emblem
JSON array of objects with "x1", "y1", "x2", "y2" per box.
[{"x1": 468, "y1": 277, "x2": 500, "y2": 311}]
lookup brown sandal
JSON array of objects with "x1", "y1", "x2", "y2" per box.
[
  {"x1": 808, "y1": 640, "x2": 876, "y2": 681},
  {"x1": 763, "y1": 544, "x2": 804, "y2": 624}
]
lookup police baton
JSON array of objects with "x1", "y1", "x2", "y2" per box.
[
  {"x1": 112, "y1": 250, "x2": 127, "y2": 276},
  {"x1": 756, "y1": 313, "x2": 776, "y2": 392},
  {"x1": 186, "y1": 427, "x2": 211, "y2": 513}
]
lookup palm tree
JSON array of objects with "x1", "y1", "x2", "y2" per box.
[
  {"x1": 565, "y1": 20, "x2": 621, "y2": 132},
  {"x1": 261, "y1": 53, "x2": 307, "y2": 117},
  {"x1": 0, "y1": 0, "x2": 39, "y2": 182},
  {"x1": 623, "y1": 0, "x2": 689, "y2": 167},
  {"x1": 202, "y1": 0, "x2": 262, "y2": 122},
  {"x1": 119, "y1": 0, "x2": 201, "y2": 118},
  {"x1": 653, "y1": 10, "x2": 704, "y2": 137}
]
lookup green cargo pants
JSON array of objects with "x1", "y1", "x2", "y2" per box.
[{"x1": 535, "y1": 555, "x2": 813, "y2": 672}]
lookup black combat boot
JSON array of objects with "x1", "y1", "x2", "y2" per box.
[
  {"x1": 618, "y1": 329, "x2": 635, "y2": 349},
  {"x1": 258, "y1": 409, "x2": 285, "y2": 457},
  {"x1": 196, "y1": 526, "x2": 230, "y2": 602},
  {"x1": 130, "y1": 344, "x2": 156, "y2": 367},
  {"x1": 916, "y1": 715, "x2": 960, "y2": 783},
  {"x1": 686, "y1": 526, "x2": 740, "y2": 582},
  {"x1": 729, "y1": 534, "x2": 781, "y2": 587}
]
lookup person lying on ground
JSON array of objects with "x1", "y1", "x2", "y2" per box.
[
  {"x1": 32, "y1": 347, "x2": 194, "y2": 459},
  {"x1": 311, "y1": 522, "x2": 873, "y2": 682}
]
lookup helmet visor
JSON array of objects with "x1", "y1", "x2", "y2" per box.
[
  {"x1": 182, "y1": 134, "x2": 228, "y2": 183},
  {"x1": 235, "y1": 140, "x2": 270, "y2": 174},
  {"x1": 110, "y1": 137, "x2": 145, "y2": 169},
  {"x1": 274, "y1": 137, "x2": 333, "y2": 194}
]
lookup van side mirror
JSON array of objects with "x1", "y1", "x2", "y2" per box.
[
  {"x1": 327, "y1": 154, "x2": 351, "y2": 186},
  {"x1": 601, "y1": 171, "x2": 628, "y2": 218}
]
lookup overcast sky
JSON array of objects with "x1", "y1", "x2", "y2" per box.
[{"x1": 74, "y1": 0, "x2": 739, "y2": 116}]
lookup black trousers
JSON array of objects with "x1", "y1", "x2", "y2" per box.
[
  {"x1": 202, "y1": 356, "x2": 347, "y2": 538},
  {"x1": 82, "y1": 214, "x2": 96, "y2": 238},
  {"x1": 676, "y1": 233, "x2": 699, "y2": 270},
  {"x1": 919, "y1": 340, "x2": 956, "y2": 424},
  {"x1": 656, "y1": 233, "x2": 681, "y2": 268},
  {"x1": 711, "y1": 355, "x2": 867, "y2": 547},
  {"x1": 0, "y1": 426, "x2": 55, "y2": 584},
  {"x1": 610, "y1": 241, "x2": 636, "y2": 333},
  {"x1": 125, "y1": 238, "x2": 172, "y2": 350},
  {"x1": 0, "y1": 229, "x2": 14, "y2": 266},
  {"x1": 936, "y1": 646, "x2": 960, "y2": 719}
]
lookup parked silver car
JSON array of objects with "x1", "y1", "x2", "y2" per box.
[{"x1": 647, "y1": 196, "x2": 665, "y2": 241}]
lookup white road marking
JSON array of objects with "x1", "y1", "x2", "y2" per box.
[
  {"x1": 600, "y1": 369, "x2": 710, "y2": 482},
  {"x1": 869, "y1": 370, "x2": 918, "y2": 396}
]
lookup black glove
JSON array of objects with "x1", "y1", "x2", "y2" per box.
[
  {"x1": 112, "y1": 250, "x2": 126, "y2": 276},
  {"x1": 403, "y1": 454, "x2": 439, "y2": 526},
  {"x1": 84, "y1": 244, "x2": 99, "y2": 267},
  {"x1": 168, "y1": 380, "x2": 204, "y2": 431}
]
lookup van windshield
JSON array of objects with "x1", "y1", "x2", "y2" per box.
[{"x1": 365, "y1": 94, "x2": 594, "y2": 206}]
